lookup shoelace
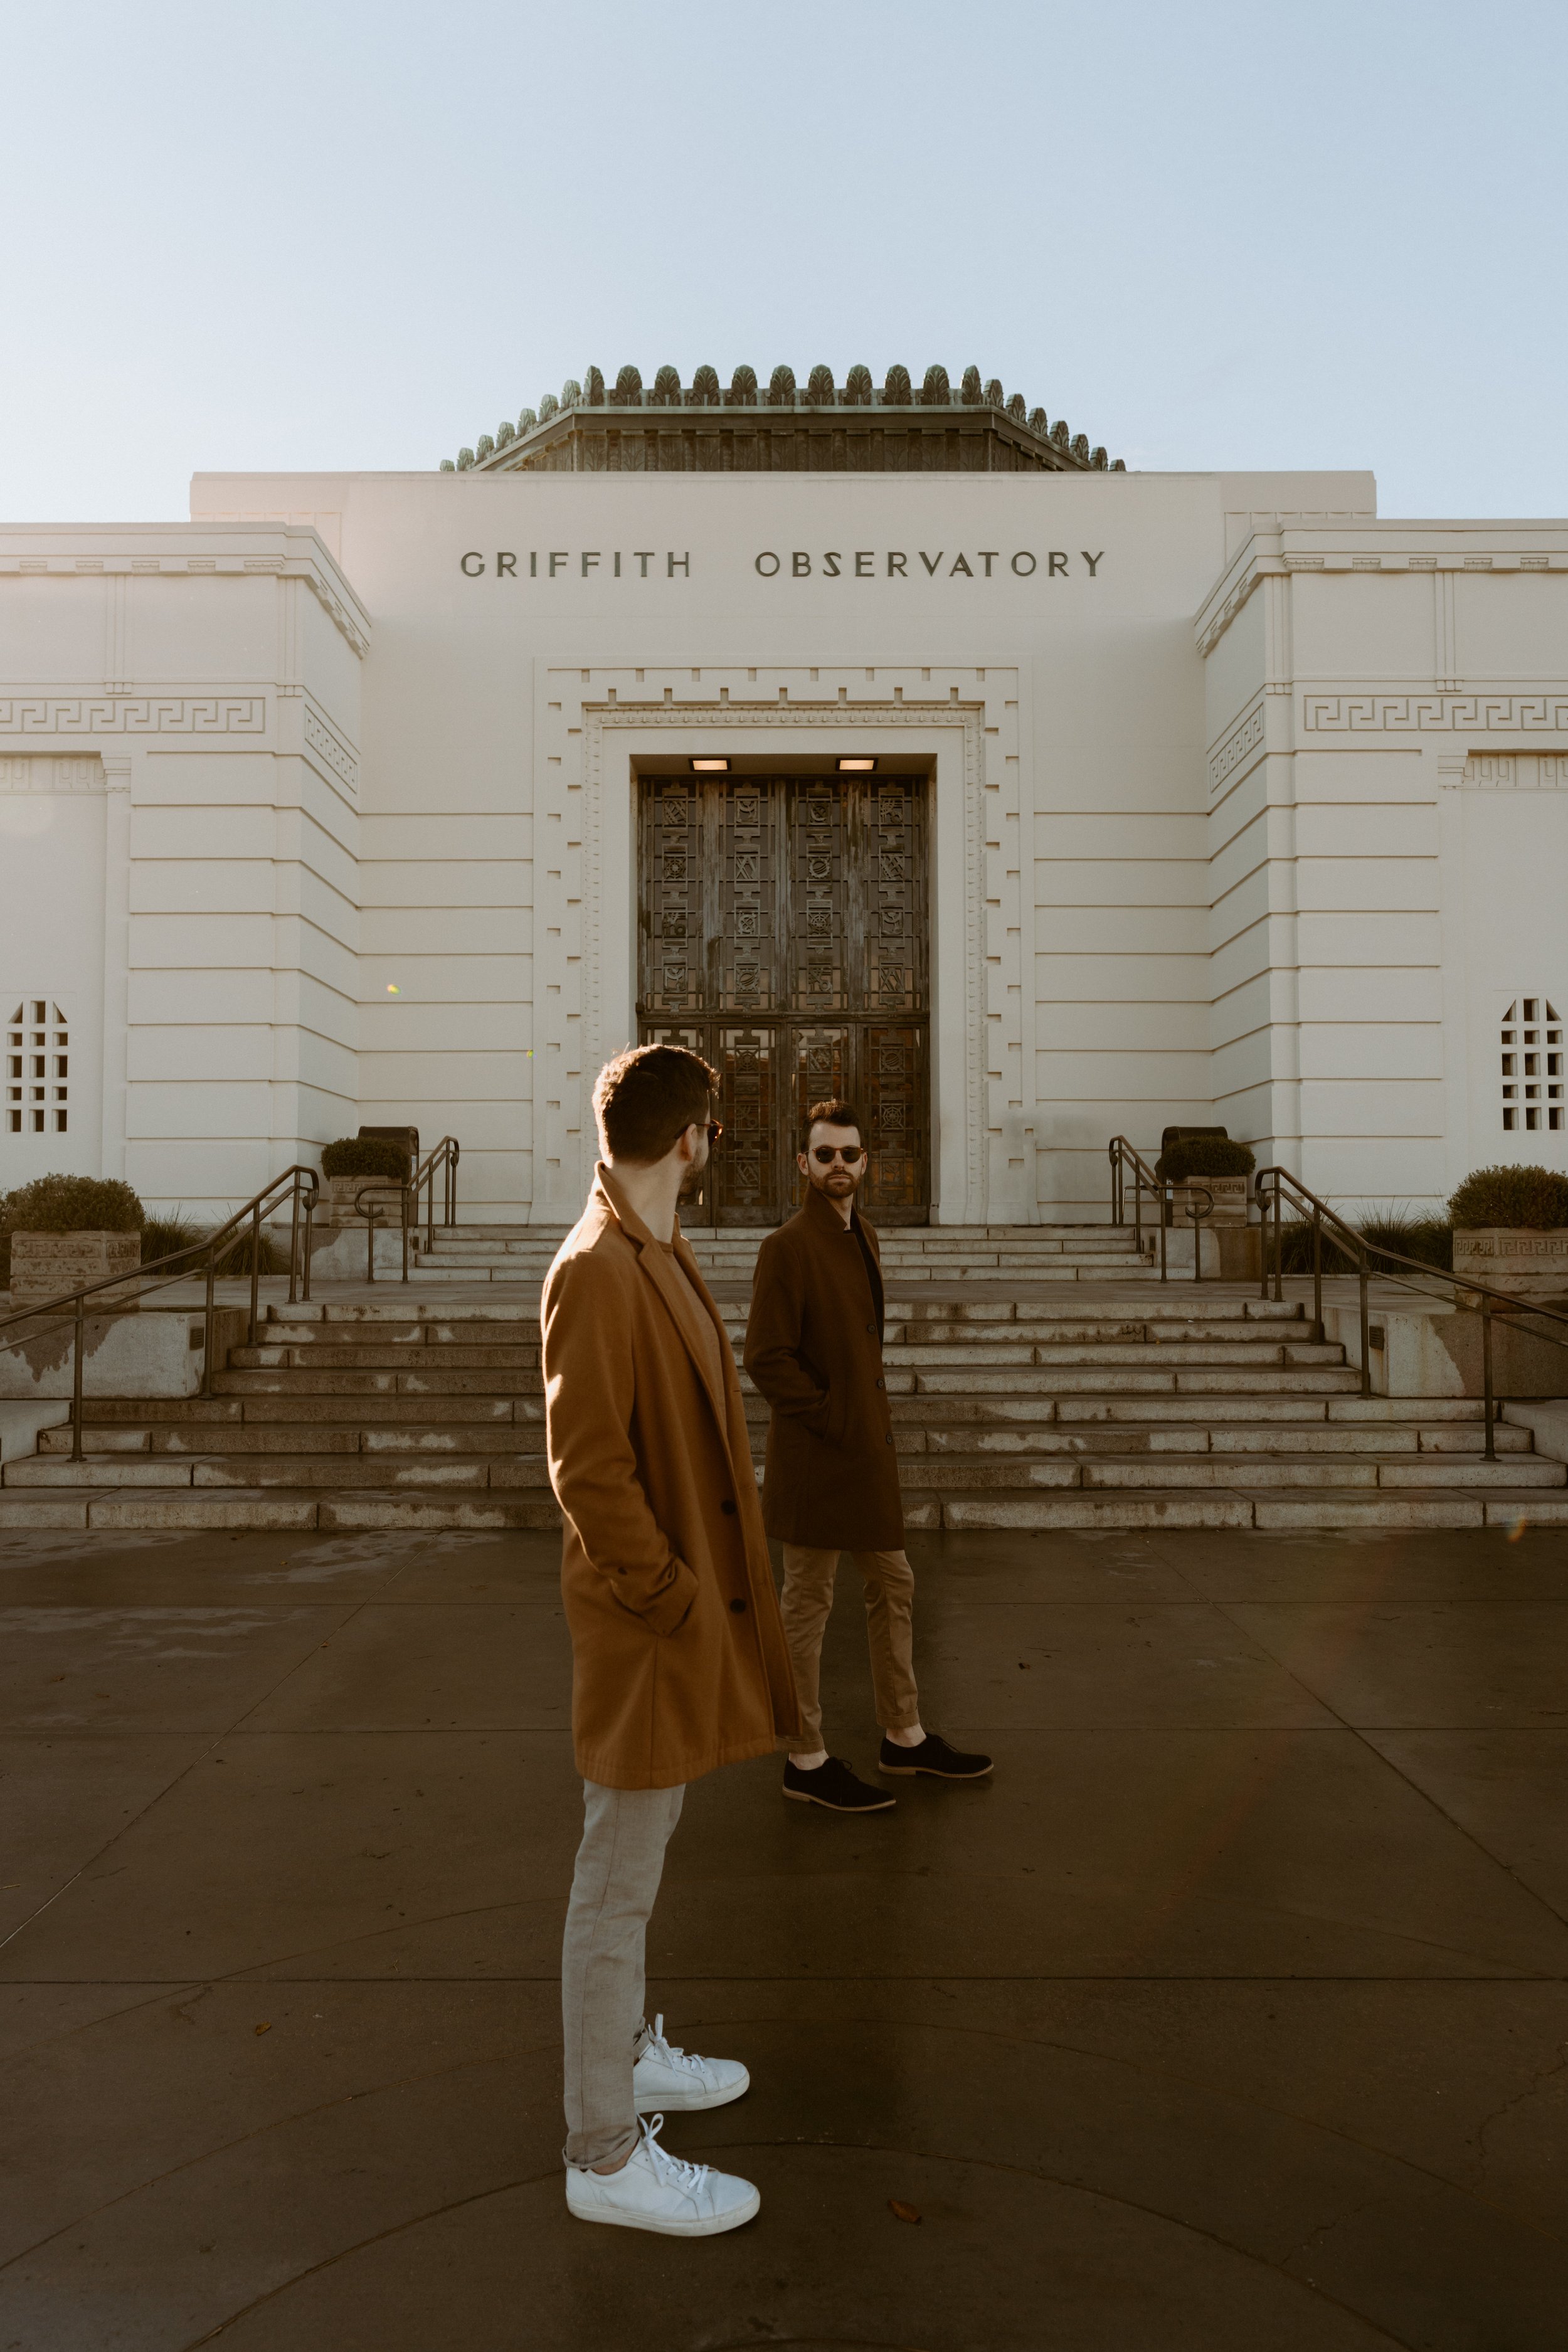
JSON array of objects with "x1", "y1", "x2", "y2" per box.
[
  {"x1": 641, "y1": 2014, "x2": 709, "y2": 2077},
  {"x1": 638, "y1": 2112, "x2": 711, "y2": 2195}
]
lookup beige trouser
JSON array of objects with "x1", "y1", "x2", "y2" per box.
[
  {"x1": 561, "y1": 1778, "x2": 684, "y2": 2170},
  {"x1": 780, "y1": 1545, "x2": 920, "y2": 1748}
]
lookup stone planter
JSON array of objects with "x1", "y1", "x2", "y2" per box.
[
  {"x1": 8, "y1": 1230, "x2": 142, "y2": 1310},
  {"x1": 1452, "y1": 1226, "x2": 1568, "y2": 1301},
  {"x1": 1171, "y1": 1175, "x2": 1251, "y2": 1227},
  {"x1": 321, "y1": 1173, "x2": 405, "y2": 1230}
]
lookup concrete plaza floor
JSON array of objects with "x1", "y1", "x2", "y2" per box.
[{"x1": 1, "y1": 1525, "x2": 1565, "y2": 2350}]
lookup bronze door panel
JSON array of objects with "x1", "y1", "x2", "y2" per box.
[{"x1": 638, "y1": 774, "x2": 930, "y2": 1225}]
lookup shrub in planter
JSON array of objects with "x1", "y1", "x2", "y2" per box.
[
  {"x1": 1448, "y1": 1163, "x2": 1568, "y2": 1229},
  {"x1": 1155, "y1": 1136, "x2": 1256, "y2": 1228},
  {"x1": 1155, "y1": 1136, "x2": 1256, "y2": 1182},
  {"x1": 317, "y1": 1136, "x2": 411, "y2": 1232},
  {"x1": 1448, "y1": 1163, "x2": 1568, "y2": 1299},
  {"x1": 1, "y1": 1173, "x2": 145, "y2": 1303},
  {"x1": 320, "y1": 1137, "x2": 411, "y2": 1180}
]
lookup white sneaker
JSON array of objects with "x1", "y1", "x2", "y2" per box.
[
  {"x1": 632, "y1": 2013, "x2": 750, "y2": 2114},
  {"x1": 565, "y1": 2113, "x2": 760, "y2": 2236}
]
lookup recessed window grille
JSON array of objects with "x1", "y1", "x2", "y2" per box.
[
  {"x1": 1501, "y1": 998, "x2": 1564, "y2": 1132},
  {"x1": 6, "y1": 1000, "x2": 68, "y2": 1135}
]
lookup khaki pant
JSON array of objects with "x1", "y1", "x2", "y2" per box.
[
  {"x1": 780, "y1": 1545, "x2": 919, "y2": 1749},
  {"x1": 561, "y1": 1778, "x2": 684, "y2": 2170}
]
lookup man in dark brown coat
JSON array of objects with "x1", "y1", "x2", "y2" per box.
[
  {"x1": 544, "y1": 1044, "x2": 799, "y2": 2237},
  {"x1": 744, "y1": 1098, "x2": 992, "y2": 1813}
]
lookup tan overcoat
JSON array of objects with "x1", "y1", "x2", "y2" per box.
[
  {"x1": 542, "y1": 1166, "x2": 799, "y2": 1789},
  {"x1": 743, "y1": 1184, "x2": 905, "y2": 1550}
]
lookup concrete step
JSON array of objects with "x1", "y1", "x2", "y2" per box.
[
  {"x1": 905, "y1": 1366, "x2": 1362, "y2": 1395},
  {"x1": 213, "y1": 1370, "x2": 544, "y2": 1396},
  {"x1": 881, "y1": 1340, "x2": 1335, "y2": 1367},
  {"x1": 6, "y1": 1481, "x2": 1563, "y2": 1535},
  {"x1": 893, "y1": 1453, "x2": 1565, "y2": 1493},
  {"x1": 242, "y1": 1344, "x2": 541, "y2": 1370}
]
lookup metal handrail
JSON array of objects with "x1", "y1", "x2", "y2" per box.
[
  {"x1": 0, "y1": 1164, "x2": 320, "y2": 1461},
  {"x1": 351, "y1": 1180, "x2": 410, "y2": 1284},
  {"x1": 1254, "y1": 1162, "x2": 1568, "y2": 1452},
  {"x1": 411, "y1": 1135, "x2": 460, "y2": 1249},
  {"x1": 1107, "y1": 1137, "x2": 1213, "y2": 1284},
  {"x1": 340, "y1": 1137, "x2": 460, "y2": 1284}
]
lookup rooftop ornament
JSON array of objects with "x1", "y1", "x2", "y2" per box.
[{"x1": 446, "y1": 361, "x2": 1123, "y2": 470}]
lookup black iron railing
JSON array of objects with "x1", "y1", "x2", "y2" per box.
[
  {"x1": 0, "y1": 1165, "x2": 321, "y2": 1462},
  {"x1": 1107, "y1": 1138, "x2": 1212, "y2": 1283},
  {"x1": 1254, "y1": 1163, "x2": 1568, "y2": 1451}
]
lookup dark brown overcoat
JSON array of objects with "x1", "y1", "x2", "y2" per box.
[
  {"x1": 743, "y1": 1184, "x2": 905, "y2": 1550},
  {"x1": 542, "y1": 1167, "x2": 799, "y2": 1790}
]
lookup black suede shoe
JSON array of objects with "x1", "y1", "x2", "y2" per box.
[
  {"x1": 783, "y1": 1756, "x2": 896, "y2": 1812},
  {"x1": 879, "y1": 1731, "x2": 993, "y2": 1780}
]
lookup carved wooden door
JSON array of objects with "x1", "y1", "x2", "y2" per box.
[{"x1": 637, "y1": 773, "x2": 930, "y2": 1225}]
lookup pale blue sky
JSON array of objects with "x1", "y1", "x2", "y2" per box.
[{"x1": 6, "y1": 0, "x2": 1565, "y2": 522}]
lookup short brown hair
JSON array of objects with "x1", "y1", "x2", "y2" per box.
[
  {"x1": 593, "y1": 1044, "x2": 718, "y2": 1163},
  {"x1": 801, "y1": 1098, "x2": 862, "y2": 1153}
]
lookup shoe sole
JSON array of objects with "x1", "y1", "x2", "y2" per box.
[
  {"x1": 566, "y1": 2186, "x2": 761, "y2": 2235},
  {"x1": 879, "y1": 1760, "x2": 994, "y2": 1779},
  {"x1": 782, "y1": 1786, "x2": 896, "y2": 1812},
  {"x1": 633, "y1": 2069, "x2": 750, "y2": 2114}
]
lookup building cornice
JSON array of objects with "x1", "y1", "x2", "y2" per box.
[
  {"x1": 0, "y1": 522, "x2": 371, "y2": 659},
  {"x1": 1196, "y1": 524, "x2": 1568, "y2": 659}
]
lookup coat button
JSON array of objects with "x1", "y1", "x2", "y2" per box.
[
  {"x1": 720, "y1": 1499, "x2": 736, "y2": 1514},
  {"x1": 875, "y1": 1377, "x2": 884, "y2": 1389},
  {"x1": 866, "y1": 1322, "x2": 875, "y2": 1333},
  {"x1": 885, "y1": 1434, "x2": 894, "y2": 1446},
  {"x1": 729, "y1": 1596, "x2": 747, "y2": 1614}
]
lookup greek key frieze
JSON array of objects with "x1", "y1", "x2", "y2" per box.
[
  {"x1": 1303, "y1": 692, "x2": 1568, "y2": 733},
  {"x1": 0, "y1": 697, "x2": 267, "y2": 736}
]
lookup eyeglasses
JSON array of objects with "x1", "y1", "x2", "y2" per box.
[
  {"x1": 811, "y1": 1144, "x2": 864, "y2": 1165},
  {"x1": 706, "y1": 1120, "x2": 723, "y2": 1145}
]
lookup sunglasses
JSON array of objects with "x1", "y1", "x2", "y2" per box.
[{"x1": 810, "y1": 1144, "x2": 864, "y2": 1165}]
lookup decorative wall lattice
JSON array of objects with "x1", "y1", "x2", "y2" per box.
[
  {"x1": 638, "y1": 773, "x2": 930, "y2": 1224},
  {"x1": 1500, "y1": 999, "x2": 1564, "y2": 1133},
  {"x1": 7, "y1": 1000, "x2": 68, "y2": 1135}
]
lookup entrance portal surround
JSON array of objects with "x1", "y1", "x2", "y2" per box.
[{"x1": 552, "y1": 670, "x2": 1022, "y2": 1225}]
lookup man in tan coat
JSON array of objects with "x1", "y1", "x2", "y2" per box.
[
  {"x1": 744, "y1": 1098, "x2": 992, "y2": 1813},
  {"x1": 543, "y1": 1044, "x2": 798, "y2": 2237}
]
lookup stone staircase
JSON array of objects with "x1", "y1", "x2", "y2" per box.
[
  {"x1": 405, "y1": 1223, "x2": 1167, "y2": 1284},
  {"x1": 4, "y1": 1256, "x2": 1565, "y2": 1532}
]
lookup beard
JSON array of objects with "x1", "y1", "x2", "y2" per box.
[{"x1": 677, "y1": 1148, "x2": 710, "y2": 1204}]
